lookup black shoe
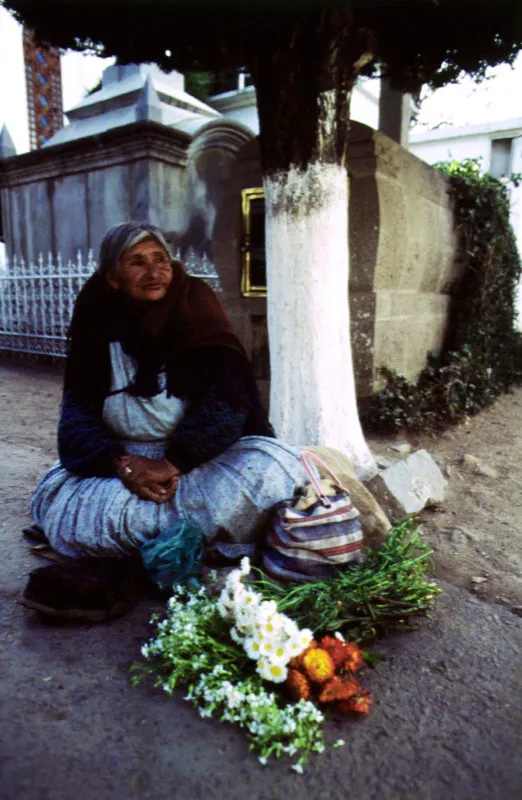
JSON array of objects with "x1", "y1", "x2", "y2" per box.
[{"x1": 21, "y1": 556, "x2": 147, "y2": 623}]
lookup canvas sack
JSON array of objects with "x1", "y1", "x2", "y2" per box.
[{"x1": 262, "y1": 451, "x2": 364, "y2": 583}]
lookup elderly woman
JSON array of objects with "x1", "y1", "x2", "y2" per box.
[{"x1": 29, "y1": 222, "x2": 307, "y2": 577}]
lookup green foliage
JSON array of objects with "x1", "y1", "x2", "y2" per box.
[
  {"x1": 365, "y1": 159, "x2": 522, "y2": 434},
  {"x1": 4, "y1": 0, "x2": 522, "y2": 95},
  {"x1": 251, "y1": 520, "x2": 440, "y2": 642},
  {"x1": 184, "y1": 70, "x2": 214, "y2": 102}
]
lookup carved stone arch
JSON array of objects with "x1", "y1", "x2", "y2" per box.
[
  {"x1": 187, "y1": 119, "x2": 254, "y2": 161},
  {"x1": 178, "y1": 120, "x2": 255, "y2": 260}
]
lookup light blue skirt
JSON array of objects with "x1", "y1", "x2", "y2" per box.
[{"x1": 31, "y1": 436, "x2": 308, "y2": 558}]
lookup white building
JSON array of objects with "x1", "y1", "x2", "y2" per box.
[{"x1": 209, "y1": 75, "x2": 380, "y2": 135}]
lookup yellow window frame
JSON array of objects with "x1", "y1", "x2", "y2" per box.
[{"x1": 241, "y1": 187, "x2": 267, "y2": 297}]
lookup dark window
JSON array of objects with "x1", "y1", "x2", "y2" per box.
[
  {"x1": 36, "y1": 51, "x2": 46, "y2": 65},
  {"x1": 39, "y1": 96, "x2": 48, "y2": 107},
  {"x1": 38, "y1": 73, "x2": 47, "y2": 86},
  {"x1": 40, "y1": 116, "x2": 49, "y2": 127}
]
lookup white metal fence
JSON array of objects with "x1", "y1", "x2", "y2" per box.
[{"x1": 0, "y1": 247, "x2": 222, "y2": 358}]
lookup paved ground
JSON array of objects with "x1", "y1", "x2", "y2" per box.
[{"x1": 0, "y1": 362, "x2": 521, "y2": 800}]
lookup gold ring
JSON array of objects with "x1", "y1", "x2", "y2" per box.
[{"x1": 123, "y1": 466, "x2": 133, "y2": 476}]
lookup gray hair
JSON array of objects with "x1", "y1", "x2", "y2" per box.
[{"x1": 98, "y1": 221, "x2": 174, "y2": 277}]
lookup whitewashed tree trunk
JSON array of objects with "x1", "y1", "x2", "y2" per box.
[
  {"x1": 264, "y1": 163, "x2": 376, "y2": 480},
  {"x1": 250, "y1": 15, "x2": 377, "y2": 479}
]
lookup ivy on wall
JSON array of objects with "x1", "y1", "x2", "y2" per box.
[{"x1": 363, "y1": 159, "x2": 522, "y2": 434}]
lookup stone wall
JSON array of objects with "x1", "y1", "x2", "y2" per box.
[
  {"x1": 0, "y1": 121, "x2": 189, "y2": 263},
  {"x1": 348, "y1": 122, "x2": 459, "y2": 396},
  {"x1": 232, "y1": 124, "x2": 459, "y2": 398},
  {"x1": 0, "y1": 118, "x2": 459, "y2": 401}
]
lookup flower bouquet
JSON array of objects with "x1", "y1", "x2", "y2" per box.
[{"x1": 133, "y1": 521, "x2": 440, "y2": 768}]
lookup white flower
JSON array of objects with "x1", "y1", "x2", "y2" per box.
[
  {"x1": 286, "y1": 628, "x2": 313, "y2": 658},
  {"x1": 334, "y1": 631, "x2": 345, "y2": 641},
  {"x1": 242, "y1": 590, "x2": 260, "y2": 608},
  {"x1": 236, "y1": 603, "x2": 258, "y2": 632},
  {"x1": 257, "y1": 658, "x2": 288, "y2": 684},
  {"x1": 257, "y1": 615, "x2": 282, "y2": 638},
  {"x1": 239, "y1": 557, "x2": 251, "y2": 576},
  {"x1": 229, "y1": 626, "x2": 244, "y2": 645},
  {"x1": 291, "y1": 763, "x2": 304, "y2": 774},
  {"x1": 244, "y1": 636, "x2": 263, "y2": 660},
  {"x1": 268, "y1": 642, "x2": 292, "y2": 666},
  {"x1": 258, "y1": 636, "x2": 276, "y2": 656},
  {"x1": 281, "y1": 617, "x2": 299, "y2": 639},
  {"x1": 224, "y1": 573, "x2": 242, "y2": 593},
  {"x1": 217, "y1": 597, "x2": 232, "y2": 619},
  {"x1": 256, "y1": 600, "x2": 278, "y2": 621}
]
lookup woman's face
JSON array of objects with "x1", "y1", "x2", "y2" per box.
[{"x1": 107, "y1": 237, "x2": 173, "y2": 302}]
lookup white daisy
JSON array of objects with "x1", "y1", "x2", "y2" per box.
[
  {"x1": 244, "y1": 636, "x2": 263, "y2": 660},
  {"x1": 257, "y1": 659, "x2": 288, "y2": 684}
]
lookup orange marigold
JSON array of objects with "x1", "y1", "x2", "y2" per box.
[
  {"x1": 337, "y1": 690, "x2": 372, "y2": 715},
  {"x1": 318, "y1": 676, "x2": 361, "y2": 704},
  {"x1": 341, "y1": 643, "x2": 365, "y2": 673},
  {"x1": 286, "y1": 669, "x2": 312, "y2": 702},
  {"x1": 288, "y1": 640, "x2": 317, "y2": 671},
  {"x1": 302, "y1": 647, "x2": 335, "y2": 684},
  {"x1": 319, "y1": 635, "x2": 349, "y2": 669}
]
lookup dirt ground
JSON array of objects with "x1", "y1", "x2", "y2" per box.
[
  {"x1": 367, "y1": 391, "x2": 522, "y2": 611},
  {"x1": 0, "y1": 358, "x2": 521, "y2": 611},
  {"x1": 1, "y1": 359, "x2": 521, "y2": 800}
]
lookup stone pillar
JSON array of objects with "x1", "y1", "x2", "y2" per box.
[{"x1": 378, "y1": 78, "x2": 412, "y2": 148}]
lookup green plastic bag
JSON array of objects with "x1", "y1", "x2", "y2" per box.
[{"x1": 140, "y1": 520, "x2": 205, "y2": 591}]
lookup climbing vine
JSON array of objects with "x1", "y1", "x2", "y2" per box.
[{"x1": 364, "y1": 159, "x2": 522, "y2": 433}]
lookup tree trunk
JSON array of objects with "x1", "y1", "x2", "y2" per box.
[{"x1": 249, "y1": 11, "x2": 376, "y2": 479}]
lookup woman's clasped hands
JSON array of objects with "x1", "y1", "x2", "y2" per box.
[{"x1": 115, "y1": 454, "x2": 181, "y2": 503}]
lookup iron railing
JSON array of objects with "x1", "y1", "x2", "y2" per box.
[{"x1": 0, "y1": 248, "x2": 222, "y2": 358}]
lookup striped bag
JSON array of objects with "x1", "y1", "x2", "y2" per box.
[{"x1": 262, "y1": 452, "x2": 364, "y2": 583}]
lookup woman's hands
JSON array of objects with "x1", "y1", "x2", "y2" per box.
[{"x1": 115, "y1": 455, "x2": 181, "y2": 503}]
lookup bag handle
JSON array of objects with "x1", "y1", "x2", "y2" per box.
[
  {"x1": 299, "y1": 451, "x2": 350, "y2": 508},
  {"x1": 300, "y1": 450, "x2": 351, "y2": 503}
]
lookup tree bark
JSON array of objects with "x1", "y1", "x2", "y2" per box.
[{"x1": 248, "y1": 11, "x2": 376, "y2": 479}]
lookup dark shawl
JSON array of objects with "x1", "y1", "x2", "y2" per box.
[{"x1": 59, "y1": 262, "x2": 274, "y2": 476}]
